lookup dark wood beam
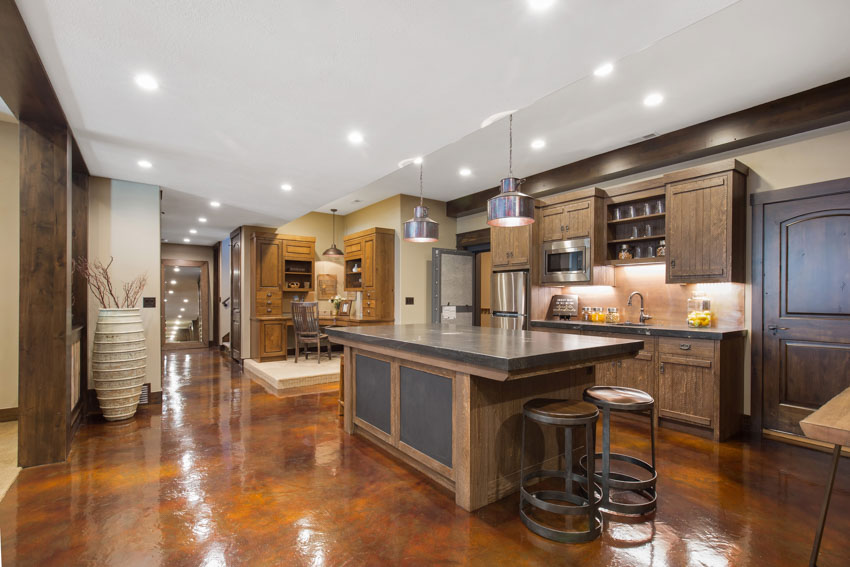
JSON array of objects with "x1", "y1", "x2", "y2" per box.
[
  {"x1": 447, "y1": 77, "x2": 850, "y2": 217},
  {"x1": 456, "y1": 228, "x2": 490, "y2": 250}
]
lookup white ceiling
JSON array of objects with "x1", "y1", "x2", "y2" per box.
[{"x1": 16, "y1": 0, "x2": 850, "y2": 245}]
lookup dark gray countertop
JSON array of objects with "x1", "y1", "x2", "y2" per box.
[
  {"x1": 530, "y1": 319, "x2": 747, "y2": 340},
  {"x1": 325, "y1": 323, "x2": 643, "y2": 372}
]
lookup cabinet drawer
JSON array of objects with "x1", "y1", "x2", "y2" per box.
[
  {"x1": 364, "y1": 289, "x2": 378, "y2": 300},
  {"x1": 256, "y1": 292, "x2": 282, "y2": 315},
  {"x1": 345, "y1": 241, "x2": 362, "y2": 255},
  {"x1": 284, "y1": 242, "x2": 313, "y2": 258},
  {"x1": 362, "y1": 308, "x2": 376, "y2": 318},
  {"x1": 658, "y1": 337, "x2": 714, "y2": 358},
  {"x1": 363, "y1": 300, "x2": 377, "y2": 308}
]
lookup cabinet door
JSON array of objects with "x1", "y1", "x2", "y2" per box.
[
  {"x1": 256, "y1": 238, "x2": 283, "y2": 293},
  {"x1": 595, "y1": 360, "x2": 619, "y2": 386},
  {"x1": 490, "y1": 226, "x2": 511, "y2": 268},
  {"x1": 563, "y1": 199, "x2": 592, "y2": 239},
  {"x1": 509, "y1": 224, "x2": 532, "y2": 267},
  {"x1": 259, "y1": 320, "x2": 286, "y2": 358},
  {"x1": 666, "y1": 174, "x2": 729, "y2": 282},
  {"x1": 657, "y1": 354, "x2": 714, "y2": 427},
  {"x1": 362, "y1": 237, "x2": 375, "y2": 288},
  {"x1": 617, "y1": 352, "x2": 656, "y2": 399},
  {"x1": 541, "y1": 206, "x2": 565, "y2": 242}
]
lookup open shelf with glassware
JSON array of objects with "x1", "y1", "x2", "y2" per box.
[
  {"x1": 284, "y1": 259, "x2": 314, "y2": 292},
  {"x1": 606, "y1": 193, "x2": 667, "y2": 264}
]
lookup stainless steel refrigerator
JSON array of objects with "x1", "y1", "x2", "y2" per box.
[{"x1": 491, "y1": 271, "x2": 529, "y2": 330}]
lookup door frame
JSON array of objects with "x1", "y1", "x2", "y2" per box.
[
  {"x1": 161, "y1": 258, "x2": 211, "y2": 350},
  {"x1": 750, "y1": 176, "x2": 850, "y2": 433},
  {"x1": 456, "y1": 229, "x2": 491, "y2": 327},
  {"x1": 431, "y1": 248, "x2": 475, "y2": 324}
]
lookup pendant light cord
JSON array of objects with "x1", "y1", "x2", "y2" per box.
[
  {"x1": 509, "y1": 113, "x2": 513, "y2": 178},
  {"x1": 419, "y1": 162, "x2": 424, "y2": 207}
]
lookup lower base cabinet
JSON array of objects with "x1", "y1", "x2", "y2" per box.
[
  {"x1": 538, "y1": 327, "x2": 745, "y2": 441},
  {"x1": 252, "y1": 318, "x2": 288, "y2": 362}
]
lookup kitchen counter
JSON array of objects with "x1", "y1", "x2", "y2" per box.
[
  {"x1": 325, "y1": 323, "x2": 643, "y2": 376},
  {"x1": 531, "y1": 319, "x2": 747, "y2": 340},
  {"x1": 327, "y1": 323, "x2": 642, "y2": 511}
]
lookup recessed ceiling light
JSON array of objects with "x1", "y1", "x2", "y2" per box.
[
  {"x1": 183, "y1": 238, "x2": 191, "y2": 243},
  {"x1": 459, "y1": 168, "x2": 472, "y2": 177},
  {"x1": 189, "y1": 229, "x2": 197, "y2": 234},
  {"x1": 164, "y1": 298, "x2": 167, "y2": 302},
  {"x1": 173, "y1": 267, "x2": 180, "y2": 272},
  {"x1": 198, "y1": 217, "x2": 207, "y2": 223},
  {"x1": 168, "y1": 290, "x2": 174, "y2": 294},
  {"x1": 530, "y1": 139, "x2": 546, "y2": 150},
  {"x1": 177, "y1": 315, "x2": 182, "y2": 319},
  {"x1": 593, "y1": 62, "x2": 614, "y2": 77},
  {"x1": 170, "y1": 280, "x2": 177, "y2": 285},
  {"x1": 180, "y1": 308, "x2": 185, "y2": 312},
  {"x1": 134, "y1": 73, "x2": 159, "y2": 91},
  {"x1": 137, "y1": 160, "x2": 152, "y2": 169},
  {"x1": 183, "y1": 299, "x2": 189, "y2": 303},
  {"x1": 480, "y1": 109, "x2": 518, "y2": 129},
  {"x1": 210, "y1": 201, "x2": 220, "y2": 208},
  {"x1": 347, "y1": 131, "x2": 364, "y2": 145},
  {"x1": 352, "y1": 199, "x2": 362, "y2": 204},
  {"x1": 528, "y1": 0, "x2": 556, "y2": 11},
  {"x1": 281, "y1": 184, "x2": 293, "y2": 191},
  {"x1": 398, "y1": 157, "x2": 424, "y2": 168},
  {"x1": 643, "y1": 92, "x2": 664, "y2": 107}
]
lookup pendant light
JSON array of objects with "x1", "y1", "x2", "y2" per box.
[
  {"x1": 322, "y1": 209, "x2": 344, "y2": 256},
  {"x1": 403, "y1": 160, "x2": 439, "y2": 243},
  {"x1": 487, "y1": 114, "x2": 535, "y2": 227}
]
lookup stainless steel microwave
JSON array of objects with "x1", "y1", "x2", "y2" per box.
[{"x1": 542, "y1": 238, "x2": 591, "y2": 284}]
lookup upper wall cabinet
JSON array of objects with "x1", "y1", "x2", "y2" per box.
[
  {"x1": 491, "y1": 224, "x2": 533, "y2": 271},
  {"x1": 665, "y1": 170, "x2": 746, "y2": 283},
  {"x1": 541, "y1": 197, "x2": 593, "y2": 242},
  {"x1": 343, "y1": 227, "x2": 395, "y2": 321}
]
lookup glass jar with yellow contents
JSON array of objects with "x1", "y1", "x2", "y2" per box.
[
  {"x1": 687, "y1": 292, "x2": 712, "y2": 328},
  {"x1": 605, "y1": 307, "x2": 620, "y2": 324}
]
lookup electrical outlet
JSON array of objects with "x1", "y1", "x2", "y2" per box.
[{"x1": 405, "y1": 297, "x2": 414, "y2": 305}]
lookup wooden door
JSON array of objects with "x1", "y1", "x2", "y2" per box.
[
  {"x1": 666, "y1": 174, "x2": 729, "y2": 282},
  {"x1": 509, "y1": 224, "x2": 531, "y2": 267},
  {"x1": 541, "y1": 206, "x2": 564, "y2": 242},
  {"x1": 762, "y1": 191, "x2": 850, "y2": 435},
  {"x1": 362, "y1": 237, "x2": 375, "y2": 288},
  {"x1": 230, "y1": 228, "x2": 242, "y2": 361},
  {"x1": 658, "y1": 354, "x2": 714, "y2": 427},
  {"x1": 563, "y1": 199, "x2": 592, "y2": 239},
  {"x1": 490, "y1": 227, "x2": 511, "y2": 268}
]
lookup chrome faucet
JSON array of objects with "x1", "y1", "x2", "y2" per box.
[{"x1": 627, "y1": 291, "x2": 653, "y2": 324}]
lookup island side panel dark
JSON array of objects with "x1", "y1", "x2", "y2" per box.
[
  {"x1": 400, "y1": 367, "x2": 453, "y2": 468},
  {"x1": 355, "y1": 355, "x2": 392, "y2": 435}
]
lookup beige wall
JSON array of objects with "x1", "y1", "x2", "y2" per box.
[
  {"x1": 161, "y1": 243, "x2": 215, "y2": 343},
  {"x1": 399, "y1": 195, "x2": 458, "y2": 324},
  {"x1": 0, "y1": 121, "x2": 18, "y2": 410},
  {"x1": 88, "y1": 177, "x2": 162, "y2": 392}
]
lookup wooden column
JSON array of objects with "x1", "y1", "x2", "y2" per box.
[{"x1": 18, "y1": 122, "x2": 73, "y2": 467}]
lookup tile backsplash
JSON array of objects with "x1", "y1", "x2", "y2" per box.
[{"x1": 532, "y1": 264, "x2": 745, "y2": 328}]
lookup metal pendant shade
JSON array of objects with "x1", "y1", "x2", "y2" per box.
[
  {"x1": 403, "y1": 162, "x2": 439, "y2": 243},
  {"x1": 322, "y1": 209, "x2": 344, "y2": 256},
  {"x1": 487, "y1": 114, "x2": 535, "y2": 227}
]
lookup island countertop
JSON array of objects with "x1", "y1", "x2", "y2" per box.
[{"x1": 325, "y1": 323, "x2": 642, "y2": 374}]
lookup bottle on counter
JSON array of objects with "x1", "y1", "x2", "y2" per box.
[
  {"x1": 592, "y1": 307, "x2": 605, "y2": 322},
  {"x1": 605, "y1": 307, "x2": 620, "y2": 324},
  {"x1": 687, "y1": 292, "x2": 712, "y2": 328},
  {"x1": 656, "y1": 239, "x2": 666, "y2": 257},
  {"x1": 581, "y1": 307, "x2": 592, "y2": 322}
]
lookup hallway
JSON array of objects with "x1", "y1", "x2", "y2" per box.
[{"x1": 0, "y1": 349, "x2": 848, "y2": 566}]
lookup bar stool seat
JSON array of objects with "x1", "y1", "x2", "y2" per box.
[
  {"x1": 581, "y1": 385, "x2": 657, "y2": 517},
  {"x1": 520, "y1": 398, "x2": 602, "y2": 543}
]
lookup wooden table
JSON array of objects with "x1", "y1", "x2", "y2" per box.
[{"x1": 800, "y1": 386, "x2": 850, "y2": 566}]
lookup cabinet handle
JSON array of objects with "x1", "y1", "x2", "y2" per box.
[
  {"x1": 267, "y1": 292, "x2": 272, "y2": 297},
  {"x1": 671, "y1": 259, "x2": 676, "y2": 268},
  {"x1": 660, "y1": 362, "x2": 665, "y2": 374},
  {"x1": 679, "y1": 343, "x2": 691, "y2": 351},
  {"x1": 618, "y1": 360, "x2": 622, "y2": 367},
  {"x1": 266, "y1": 300, "x2": 271, "y2": 305},
  {"x1": 564, "y1": 225, "x2": 569, "y2": 232},
  {"x1": 266, "y1": 308, "x2": 271, "y2": 313}
]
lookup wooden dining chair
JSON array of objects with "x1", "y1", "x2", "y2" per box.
[{"x1": 291, "y1": 301, "x2": 332, "y2": 364}]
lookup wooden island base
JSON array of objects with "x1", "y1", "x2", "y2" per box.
[{"x1": 339, "y1": 341, "x2": 618, "y2": 511}]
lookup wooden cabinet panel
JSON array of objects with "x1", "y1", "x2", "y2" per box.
[
  {"x1": 362, "y1": 237, "x2": 375, "y2": 288},
  {"x1": 256, "y1": 239, "x2": 282, "y2": 290},
  {"x1": 658, "y1": 354, "x2": 714, "y2": 427},
  {"x1": 658, "y1": 337, "x2": 714, "y2": 358},
  {"x1": 618, "y1": 353, "x2": 656, "y2": 399},
  {"x1": 510, "y1": 224, "x2": 532, "y2": 267},
  {"x1": 564, "y1": 199, "x2": 592, "y2": 239},
  {"x1": 541, "y1": 206, "x2": 565, "y2": 242},
  {"x1": 284, "y1": 241, "x2": 313, "y2": 259},
  {"x1": 261, "y1": 320, "x2": 286, "y2": 357},
  {"x1": 666, "y1": 174, "x2": 732, "y2": 283},
  {"x1": 345, "y1": 240, "x2": 362, "y2": 255},
  {"x1": 491, "y1": 226, "x2": 512, "y2": 268},
  {"x1": 491, "y1": 225, "x2": 532, "y2": 270}
]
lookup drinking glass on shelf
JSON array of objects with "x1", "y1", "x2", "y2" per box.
[
  {"x1": 630, "y1": 225, "x2": 640, "y2": 239},
  {"x1": 645, "y1": 224, "x2": 653, "y2": 237},
  {"x1": 655, "y1": 199, "x2": 665, "y2": 214},
  {"x1": 621, "y1": 205, "x2": 635, "y2": 219},
  {"x1": 637, "y1": 202, "x2": 651, "y2": 217},
  {"x1": 645, "y1": 244, "x2": 656, "y2": 258},
  {"x1": 612, "y1": 207, "x2": 622, "y2": 220},
  {"x1": 634, "y1": 245, "x2": 644, "y2": 258}
]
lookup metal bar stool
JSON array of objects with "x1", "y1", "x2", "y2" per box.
[
  {"x1": 520, "y1": 398, "x2": 603, "y2": 543},
  {"x1": 581, "y1": 385, "x2": 657, "y2": 516}
]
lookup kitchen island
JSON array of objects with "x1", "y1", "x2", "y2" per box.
[{"x1": 325, "y1": 323, "x2": 643, "y2": 511}]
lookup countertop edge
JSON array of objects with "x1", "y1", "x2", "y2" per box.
[{"x1": 530, "y1": 320, "x2": 748, "y2": 340}]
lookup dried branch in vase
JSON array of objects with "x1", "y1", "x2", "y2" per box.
[{"x1": 74, "y1": 256, "x2": 148, "y2": 309}]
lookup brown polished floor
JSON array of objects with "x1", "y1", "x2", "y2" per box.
[{"x1": 1, "y1": 349, "x2": 848, "y2": 566}]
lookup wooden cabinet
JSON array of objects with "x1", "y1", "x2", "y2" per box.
[
  {"x1": 250, "y1": 233, "x2": 316, "y2": 361},
  {"x1": 665, "y1": 171, "x2": 746, "y2": 283},
  {"x1": 541, "y1": 198, "x2": 593, "y2": 242},
  {"x1": 343, "y1": 228, "x2": 394, "y2": 321},
  {"x1": 535, "y1": 326, "x2": 745, "y2": 441},
  {"x1": 491, "y1": 224, "x2": 532, "y2": 270}
]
